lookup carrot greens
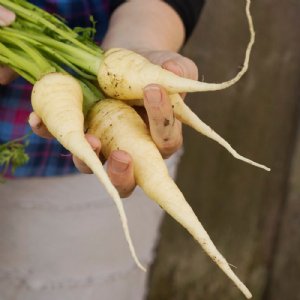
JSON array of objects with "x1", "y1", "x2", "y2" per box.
[{"x1": 0, "y1": 133, "x2": 31, "y2": 181}]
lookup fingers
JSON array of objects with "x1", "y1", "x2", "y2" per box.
[
  {"x1": 144, "y1": 84, "x2": 182, "y2": 158},
  {"x1": 107, "y1": 150, "x2": 136, "y2": 198},
  {"x1": 28, "y1": 112, "x2": 54, "y2": 139},
  {"x1": 73, "y1": 136, "x2": 136, "y2": 198},
  {"x1": 141, "y1": 52, "x2": 197, "y2": 156},
  {"x1": 144, "y1": 50, "x2": 198, "y2": 82},
  {"x1": 73, "y1": 134, "x2": 101, "y2": 174},
  {"x1": 0, "y1": 65, "x2": 18, "y2": 85},
  {"x1": 28, "y1": 112, "x2": 136, "y2": 197},
  {"x1": 162, "y1": 55, "x2": 198, "y2": 99},
  {"x1": 136, "y1": 51, "x2": 199, "y2": 158},
  {"x1": 0, "y1": 5, "x2": 15, "y2": 26},
  {"x1": 162, "y1": 55, "x2": 198, "y2": 81},
  {"x1": 0, "y1": 7, "x2": 17, "y2": 85},
  {"x1": 28, "y1": 113, "x2": 100, "y2": 174}
]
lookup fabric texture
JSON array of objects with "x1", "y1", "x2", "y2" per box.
[
  {"x1": 0, "y1": 150, "x2": 182, "y2": 300},
  {"x1": 0, "y1": 175, "x2": 163, "y2": 300},
  {"x1": 0, "y1": 175, "x2": 161, "y2": 300},
  {"x1": 0, "y1": 0, "x2": 110, "y2": 178}
]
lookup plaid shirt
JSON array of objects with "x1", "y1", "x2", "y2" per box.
[{"x1": 0, "y1": 0, "x2": 110, "y2": 177}]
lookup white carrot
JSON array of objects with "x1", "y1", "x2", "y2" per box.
[
  {"x1": 87, "y1": 99, "x2": 252, "y2": 299},
  {"x1": 31, "y1": 73, "x2": 145, "y2": 272},
  {"x1": 97, "y1": 0, "x2": 254, "y2": 99},
  {"x1": 170, "y1": 94, "x2": 270, "y2": 171}
]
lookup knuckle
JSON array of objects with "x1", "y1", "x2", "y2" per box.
[
  {"x1": 116, "y1": 186, "x2": 135, "y2": 199},
  {"x1": 180, "y1": 57, "x2": 199, "y2": 80},
  {"x1": 161, "y1": 54, "x2": 198, "y2": 81},
  {"x1": 166, "y1": 55, "x2": 198, "y2": 80},
  {"x1": 109, "y1": 176, "x2": 135, "y2": 198},
  {"x1": 0, "y1": 6, "x2": 15, "y2": 26}
]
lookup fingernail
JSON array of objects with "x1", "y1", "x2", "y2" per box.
[
  {"x1": 111, "y1": 158, "x2": 129, "y2": 173},
  {"x1": 28, "y1": 113, "x2": 41, "y2": 129},
  {"x1": 0, "y1": 7, "x2": 15, "y2": 26},
  {"x1": 144, "y1": 85, "x2": 162, "y2": 106},
  {"x1": 85, "y1": 134, "x2": 101, "y2": 153}
]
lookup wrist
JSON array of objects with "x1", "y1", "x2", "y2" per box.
[{"x1": 102, "y1": 0, "x2": 185, "y2": 52}]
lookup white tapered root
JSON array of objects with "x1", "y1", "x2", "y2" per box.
[
  {"x1": 170, "y1": 94, "x2": 270, "y2": 171},
  {"x1": 31, "y1": 73, "x2": 145, "y2": 272},
  {"x1": 87, "y1": 99, "x2": 252, "y2": 299},
  {"x1": 146, "y1": 178, "x2": 253, "y2": 299},
  {"x1": 98, "y1": 0, "x2": 255, "y2": 100}
]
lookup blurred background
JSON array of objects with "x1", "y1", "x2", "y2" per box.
[{"x1": 147, "y1": 0, "x2": 300, "y2": 299}]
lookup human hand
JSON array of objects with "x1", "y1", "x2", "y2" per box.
[
  {"x1": 28, "y1": 50, "x2": 198, "y2": 197},
  {"x1": 136, "y1": 49, "x2": 198, "y2": 157},
  {"x1": 0, "y1": 6, "x2": 17, "y2": 85}
]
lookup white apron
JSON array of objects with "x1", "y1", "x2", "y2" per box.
[{"x1": 0, "y1": 152, "x2": 182, "y2": 300}]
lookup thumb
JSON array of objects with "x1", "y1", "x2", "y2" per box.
[{"x1": 0, "y1": 5, "x2": 15, "y2": 26}]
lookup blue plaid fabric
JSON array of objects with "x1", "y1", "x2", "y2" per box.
[{"x1": 0, "y1": 0, "x2": 110, "y2": 177}]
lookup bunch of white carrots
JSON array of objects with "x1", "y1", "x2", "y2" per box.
[{"x1": 0, "y1": 0, "x2": 270, "y2": 298}]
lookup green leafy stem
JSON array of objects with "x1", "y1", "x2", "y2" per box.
[
  {"x1": 0, "y1": 0, "x2": 107, "y2": 178},
  {"x1": 0, "y1": 133, "x2": 31, "y2": 182}
]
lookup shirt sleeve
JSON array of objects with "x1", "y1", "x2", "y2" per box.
[
  {"x1": 164, "y1": 0, "x2": 205, "y2": 41},
  {"x1": 109, "y1": 0, "x2": 205, "y2": 42}
]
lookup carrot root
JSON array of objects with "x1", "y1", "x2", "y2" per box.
[
  {"x1": 98, "y1": 0, "x2": 254, "y2": 100},
  {"x1": 86, "y1": 99, "x2": 252, "y2": 299},
  {"x1": 170, "y1": 94, "x2": 270, "y2": 171},
  {"x1": 31, "y1": 73, "x2": 145, "y2": 272}
]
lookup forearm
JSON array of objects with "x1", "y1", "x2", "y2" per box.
[{"x1": 102, "y1": 0, "x2": 185, "y2": 52}]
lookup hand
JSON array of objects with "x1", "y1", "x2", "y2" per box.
[
  {"x1": 28, "y1": 50, "x2": 198, "y2": 197},
  {"x1": 0, "y1": 6, "x2": 17, "y2": 85},
  {"x1": 137, "y1": 49, "x2": 198, "y2": 158}
]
